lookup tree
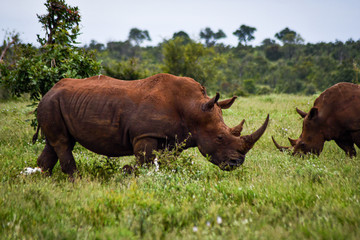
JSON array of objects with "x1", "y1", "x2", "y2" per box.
[
  {"x1": 275, "y1": 27, "x2": 303, "y2": 45},
  {"x1": 86, "y1": 40, "x2": 105, "y2": 51},
  {"x1": 162, "y1": 37, "x2": 226, "y2": 87},
  {"x1": 172, "y1": 31, "x2": 190, "y2": 40},
  {"x1": 106, "y1": 40, "x2": 134, "y2": 59},
  {"x1": 128, "y1": 28, "x2": 151, "y2": 46},
  {"x1": 0, "y1": 32, "x2": 20, "y2": 63},
  {"x1": 0, "y1": 31, "x2": 22, "y2": 99},
  {"x1": 243, "y1": 79, "x2": 256, "y2": 94},
  {"x1": 200, "y1": 27, "x2": 226, "y2": 47},
  {"x1": 172, "y1": 31, "x2": 191, "y2": 44},
  {"x1": 233, "y1": 25, "x2": 257, "y2": 46},
  {"x1": 0, "y1": 0, "x2": 101, "y2": 123},
  {"x1": 36, "y1": 0, "x2": 81, "y2": 45},
  {"x1": 261, "y1": 38, "x2": 276, "y2": 47},
  {"x1": 264, "y1": 44, "x2": 282, "y2": 61},
  {"x1": 103, "y1": 58, "x2": 150, "y2": 80},
  {"x1": 274, "y1": 27, "x2": 304, "y2": 59}
]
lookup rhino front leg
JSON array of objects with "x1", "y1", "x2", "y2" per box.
[
  {"x1": 335, "y1": 138, "x2": 356, "y2": 158},
  {"x1": 133, "y1": 138, "x2": 158, "y2": 165}
]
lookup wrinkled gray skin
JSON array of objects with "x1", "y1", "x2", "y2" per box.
[{"x1": 272, "y1": 82, "x2": 360, "y2": 157}]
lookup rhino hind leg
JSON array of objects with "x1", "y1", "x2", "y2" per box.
[
  {"x1": 133, "y1": 138, "x2": 158, "y2": 165},
  {"x1": 37, "y1": 141, "x2": 58, "y2": 175},
  {"x1": 51, "y1": 138, "x2": 77, "y2": 178},
  {"x1": 335, "y1": 138, "x2": 356, "y2": 158}
]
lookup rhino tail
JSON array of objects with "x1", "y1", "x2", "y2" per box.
[{"x1": 32, "y1": 125, "x2": 40, "y2": 144}]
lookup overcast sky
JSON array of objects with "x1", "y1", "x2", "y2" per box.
[{"x1": 1, "y1": 0, "x2": 359, "y2": 47}]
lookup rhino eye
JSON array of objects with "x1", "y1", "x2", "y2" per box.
[{"x1": 216, "y1": 135, "x2": 224, "y2": 142}]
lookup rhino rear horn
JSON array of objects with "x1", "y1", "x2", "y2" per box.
[
  {"x1": 288, "y1": 137, "x2": 297, "y2": 147},
  {"x1": 218, "y1": 96, "x2": 237, "y2": 109},
  {"x1": 202, "y1": 93, "x2": 220, "y2": 111},
  {"x1": 272, "y1": 136, "x2": 290, "y2": 152},
  {"x1": 296, "y1": 108, "x2": 307, "y2": 118},
  {"x1": 231, "y1": 119, "x2": 245, "y2": 136},
  {"x1": 242, "y1": 115, "x2": 269, "y2": 150}
]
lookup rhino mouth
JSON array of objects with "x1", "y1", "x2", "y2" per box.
[
  {"x1": 293, "y1": 147, "x2": 321, "y2": 156},
  {"x1": 219, "y1": 157, "x2": 245, "y2": 171}
]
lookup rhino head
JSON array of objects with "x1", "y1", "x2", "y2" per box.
[
  {"x1": 195, "y1": 93, "x2": 269, "y2": 171},
  {"x1": 272, "y1": 107, "x2": 325, "y2": 156}
]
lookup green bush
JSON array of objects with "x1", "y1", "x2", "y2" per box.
[
  {"x1": 103, "y1": 58, "x2": 150, "y2": 80},
  {"x1": 256, "y1": 85, "x2": 272, "y2": 95},
  {"x1": 243, "y1": 79, "x2": 257, "y2": 94}
]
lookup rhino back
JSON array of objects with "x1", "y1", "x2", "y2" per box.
[{"x1": 314, "y1": 82, "x2": 360, "y2": 131}]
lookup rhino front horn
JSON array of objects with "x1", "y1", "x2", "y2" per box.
[
  {"x1": 242, "y1": 114, "x2": 269, "y2": 151},
  {"x1": 272, "y1": 136, "x2": 290, "y2": 152}
]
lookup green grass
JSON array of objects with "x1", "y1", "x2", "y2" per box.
[{"x1": 1, "y1": 94, "x2": 360, "y2": 239}]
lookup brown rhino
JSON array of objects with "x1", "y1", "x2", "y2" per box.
[
  {"x1": 272, "y1": 82, "x2": 360, "y2": 157},
  {"x1": 33, "y1": 73, "x2": 269, "y2": 177}
]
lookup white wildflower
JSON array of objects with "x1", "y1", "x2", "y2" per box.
[
  {"x1": 192, "y1": 226, "x2": 198, "y2": 232},
  {"x1": 154, "y1": 157, "x2": 159, "y2": 172},
  {"x1": 20, "y1": 167, "x2": 42, "y2": 175},
  {"x1": 217, "y1": 216, "x2": 222, "y2": 224}
]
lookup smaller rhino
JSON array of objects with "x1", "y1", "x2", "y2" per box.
[{"x1": 272, "y1": 82, "x2": 360, "y2": 157}]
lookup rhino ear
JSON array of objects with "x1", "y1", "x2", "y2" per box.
[
  {"x1": 202, "y1": 93, "x2": 220, "y2": 112},
  {"x1": 308, "y1": 107, "x2": 318, "y2": 120},
  {"x1": 218, "y1": 96, "x2": 237, "y2": 109},
  {"x1": 296, "y1": 108, "x2": 307, "y2": 118}
]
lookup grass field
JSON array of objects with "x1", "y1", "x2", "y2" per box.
[{"x1": 1, "y1": 94, "x2": 359, "y2": 239}]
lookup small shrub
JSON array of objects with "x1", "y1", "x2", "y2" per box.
[
  {"x1": 153, "y1": 137, "x2": 195, "y2": 173},
  {"x1": 232, "y1": 87, "x2": 248, "y2": 97},
  {"x1": 256, "y1": 85, "x2": 272, "y2": 95},
  {"x1": 243, "y1": 79, "x2": 257, "y2": 94}
]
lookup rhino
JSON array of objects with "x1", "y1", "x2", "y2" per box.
[
  {"x1": 33, "y1": 73, "x2": 269, "y2": 177},
  {"x1": 272, "y1": 82, "x2": 360, "y2": 157}
]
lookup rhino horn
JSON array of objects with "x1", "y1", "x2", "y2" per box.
[
  {"x1": 202, "y1": 93, "x2": 220, "y2": 111},
  {"x1": 242, "y1": 115, "x2": 269, "y2": 152},
  {"x1": 218, "y1": 96, "x2": 237, "y2": 109},
  {"x1": 231, "y1": 119, "x2": 245, "y2": 137},
  {"x1": 296, "y1": 107, "x2": 307, "y2": 118},
  {"x1": 288, "y1": 137, "x2": 297, "y2": 147},
  {"x1": 272, "y1": 136, "x2": 290, "y2": 152}
]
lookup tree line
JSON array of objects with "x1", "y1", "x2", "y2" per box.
[
  {"x1": 1, "y1": 0, "x2": 360, "y2": 104},
  {"x1": 87, "y1": 25, "x2": 359, "y2": 96}
]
